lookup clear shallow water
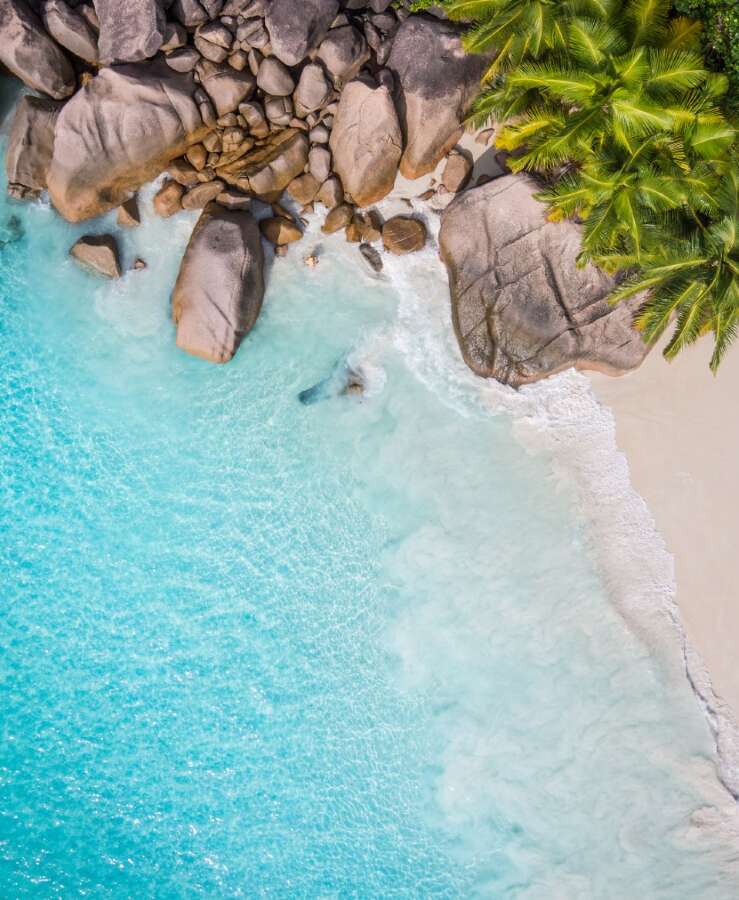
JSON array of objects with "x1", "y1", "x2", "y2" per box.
[{"x1": 0, "y1": 136, "x2": 737, "y2": 896}]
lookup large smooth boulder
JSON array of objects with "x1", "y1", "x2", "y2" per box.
[
  {"x1": 265, "y1": 0, "x2": 338, "y2": 66},
  {"x1": 387, "y1": 15, "x2": 487, "y2": 179},
  {"x1": 329, "y1": 77, "x2": 401, "y2": 208},
  {"x1": 47, "y1": 60, "x2": 211, "y2": 222},
  {"x1": 41, "y1": 0, "x2": 98, "y2": 64},
  {"x1": 197, "y1": 60, "x2": 255, "y2": 116},
  {"x1": 5, "y1": 94, "x2": 62, "y2": 200},
  {"x1": 439, "y1": 176, "x2": 651, "y2": 386},
  {"x1": 0, "y1": 0, "x2": 75, "y2": 99},
  {"x1": 93, "y1": 0, "x2": 166, "y2": 64},
  {"x1": 172, "y1": 203, "x2": 265, "y2": 364}
]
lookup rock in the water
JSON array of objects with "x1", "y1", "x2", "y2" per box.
[
  {"x1": 0, "y1": 0, "x2": 75, "y2": 99},
  {"x1": 265, "y1": 0, "x2": 338, "y2": 66},
  {"x1": 321, "y1": 202, "x2": 353, "y2": 234},
  {"x1": 41, "y1": 0, "x2": 98, "y2": 64},
  {"x1": 442, "y1": 149, "x2": 473, "y2": 193},
  {"x1": 182, "y1": 180, "x2": 225, "y2": 208},
  {"x1": 154, "y1": 179, "x2": 185, "y2": 217},
  {"x1": 438, "y1": 175, "x2": 651, "y2": 385},
  {"x1": 5, "y1": 95, "x2": 62, "y2": 200},
  {"x1": 172, "y1": 203, "x2": 265, "y2": 363},
  {"x1": 260, "y1": 216, "x2": 302, "y2": 245},
  {"x1": 317, "y1": 175, "x2": 343, "y2": 209},
  {"x1": 117, "y1": 195, "x2": 141, "y2": 227},
  {"x1": 317, "y1": 25, "x2": 369, "y2": 85},
  {"x1": 47, "y1": 60, "x2": 211, "y2": 222},
  {"x1": 329, "y1": 77, "x2": 401, "y2": 208},
  {"x1": 287, "y1": 173, "x2": 320, "y2": 206},
  {"x1": 387, "y1": 15, "x2": 487, "y2": 179},
  {"x1": 70, "y1": 234, "x2": 122, "y2": 278},
  {"x1": 382, "y1": 215, "x2": 426, "y2": 254},
  {"x1": 94, "y1": 0, "x2": 166, "y2": 64},
  {"x1": 359, "y1": 241, "x2": 383, "y2": 273}
]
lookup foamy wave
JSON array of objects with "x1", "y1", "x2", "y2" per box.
[{"x1": 372, "y1": 199, "x2": 739, "y2": 815}]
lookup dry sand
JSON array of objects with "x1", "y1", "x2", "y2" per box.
[{"x1": 590, "y1": 338, "x2": 739, "y2": 729}]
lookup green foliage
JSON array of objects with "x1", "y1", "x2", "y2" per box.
[
  {"x1": 673, "y1": 0, "x2": 739, "y2": 110},
  {"x1": 426, "y1": 0, "x2": 738, "y2": 371}
]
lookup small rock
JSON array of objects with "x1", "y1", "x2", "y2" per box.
[
  {"x1": 168, "y1": 158, "x2": 201, "y2": 188},
  {"x1": 186, "y1": 144, "x2": 208, "y2": 171},
  {"x1": 317, "y1": 175, "x2": 343, "y2": 210},
  {"x1": 304, "y1": 253, "x2": 319, "y2": 267},
  {"x1": 309, "y1": 124, "x2": 330, "y2": 144},
  {"x1": 442, "y1": 150, "x2": 473, "y2": 193},
  {"x1": 117, "y1": 196, "x2": 141, "y2": 227},
  {"x1": 294, "y1": 63, "x2": 333, "y2": 115},
  {"x1": 321, "y1": 202, "x2": 353, "y2": 234},
  {"x1": 287, "y1": 173, "x2": 320, "y2": 206},
  {"x1": 346, "y1": 216, "x2": 363, "y2": 243},
  {"x1": 382, "y1": 216, "x2": 426, "y2": 255},
  {"x1": 256, "y1": 57, "x2": 295, "y2": 96},
  {"x1": 359, "y1": 242, "x2": 383, "y2": 273},
  {"x1": 154, "y1": 179, "x2": 185, "y2": 217},
  {"x1": 70, "y1": 234, "x2": 121, "y2": 278},
  {"x1": 182, "y1": 181, "x2": 225, "y2": 209},
  {"x1": 133, "y1": 257, "x2": 147, "y2": 270},
  {"x1": 165, "y1": 47, "x2": 201, "y2": 72},
  {"x1": 264, "y1": 95, "x2": 293, "y2": 127},
  {"x1": 260, "y1": 216, "x2": 303, "y2": 245},
  {"x1": 308, "y1": 146, "x2": 331, "y2": 184},
  {"x1": 161, "y1": 22, "x2": 187, "y2": 53}
]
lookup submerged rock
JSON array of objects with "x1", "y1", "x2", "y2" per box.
[
  {"x1": 329, "y1": 78, "x2": 401, "y2": 208},
  {"x1": 47, "y1": 60, "x2": 211, "y2": 222},
  {"x1": 172, "y1": 202, "x2": 265, "y2": 363},
  {"x1": 70, "y1": 234, "x2": 122, "y2": 279},
  {"x1": 438, "y1": 175, "x2": 651, "y2": 386},
  {"x1": 387, "y1": 15, "x2": 487, "y2": 179},
  {"x1": 359, "y1": 242, "x2": 382, "y2": 273},
  {"x1": 5, "y1": 95, "x2": 62, "y2": 200},
  {"x1": 299, "y1": 358, "x2": 365, "y2": 404},
  {"x1": 0, "y1": 0, "x2": 76, "y2": 99}
]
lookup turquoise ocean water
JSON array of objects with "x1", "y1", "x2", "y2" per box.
[{"x1": 0, "y1": 110, "x2": 738, "y2": 895}]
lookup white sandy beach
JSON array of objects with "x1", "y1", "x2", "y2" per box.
[{"x1": 590, "y1": 339, "x2": 739, "y2": 739}]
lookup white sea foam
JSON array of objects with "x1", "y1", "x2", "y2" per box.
[{"x1": 368, "y1": 199, "x2": 739, "y2": 827}]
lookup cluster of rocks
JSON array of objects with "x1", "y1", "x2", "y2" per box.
[{"x1": 2, "y1": 0, "x2": 650, "y2": 380}]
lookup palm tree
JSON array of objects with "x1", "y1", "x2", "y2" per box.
[{"x1": 609, "y1": 166, "x2": 739, "y2": 371}]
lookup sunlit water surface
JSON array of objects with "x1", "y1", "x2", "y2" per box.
[{"x1": 0, "y1": 125, "x2": 737, "y2": 897}]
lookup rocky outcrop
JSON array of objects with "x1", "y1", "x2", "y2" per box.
[
  {"x1": 5, "y1": 95, "x2": 62, "y2": 200},
  {"x1": 0, "y1": 0, "x2": 75, "y2": 99},
  {"x1": 265, "y1": 0, "x2": 338, "y2": 66},
  {"x1": 329, "y1": 77, "x2": 401, "y2": 208},
  {"x1": 70, "y1": 234, "x2": 121, "y2": 278},
  {"x1": 47, "y1": 61, "x2": 211, "y2": 222},
  {"x1": 94, "y1": 0, "x2": 166, "y2": 64},
  {"x1": 41, "y1": 0, "x2": 98, "y2": 64},
  {"x1": 172, "y1": 203, "x2": 265, "y2": 364},
  {"x1": 218, "y1": 129, "x2": 308, "y2": 200},
  {"x1": 439, "y1": 176, "x2": 651, "y2": 386},
  {"x1": 387, "y1": 15, "x2": 487, "y2": 179}
]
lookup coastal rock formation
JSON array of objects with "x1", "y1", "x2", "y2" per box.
[
  {"x1": 94, "y1": 0, "x2": 166, "y2": 64},
  {"x1": 265, "y1": 0, "x2": 338, "y2": 67},
  {"x1": 317, "y1": 25, "x2": 370, "y2": 85},
  {"x1": 0, "y1": 0, "x2": 75, "y2": 99},
  {"x1": 47, "y1": 61, "x2": 211, "y2": 221},
  {"x1": 70, "y1": 234, "x2": 122, "y2": 278},
  {"x1": 439, "y1": 176, "x2": 651, "y2": 386},
  {"x1": 329, "y1": 77, "x2": 401, "y2": 207},
  {"x1": 172, "y1": 203, "x2": 265, "y2": 363},
  {"x1": 219, "y1": 129, "x2": 308, "y2": 200},
  {"x1": 5, "y1": 95, "x2": 62, "y2": 200},
  {"x1": 387, "y1": 15, "x2": 487, "y2": 179}
]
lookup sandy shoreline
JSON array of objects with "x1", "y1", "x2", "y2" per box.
[{"x1": 590, "y1": 338, "x2": 739, "y2": 789}]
